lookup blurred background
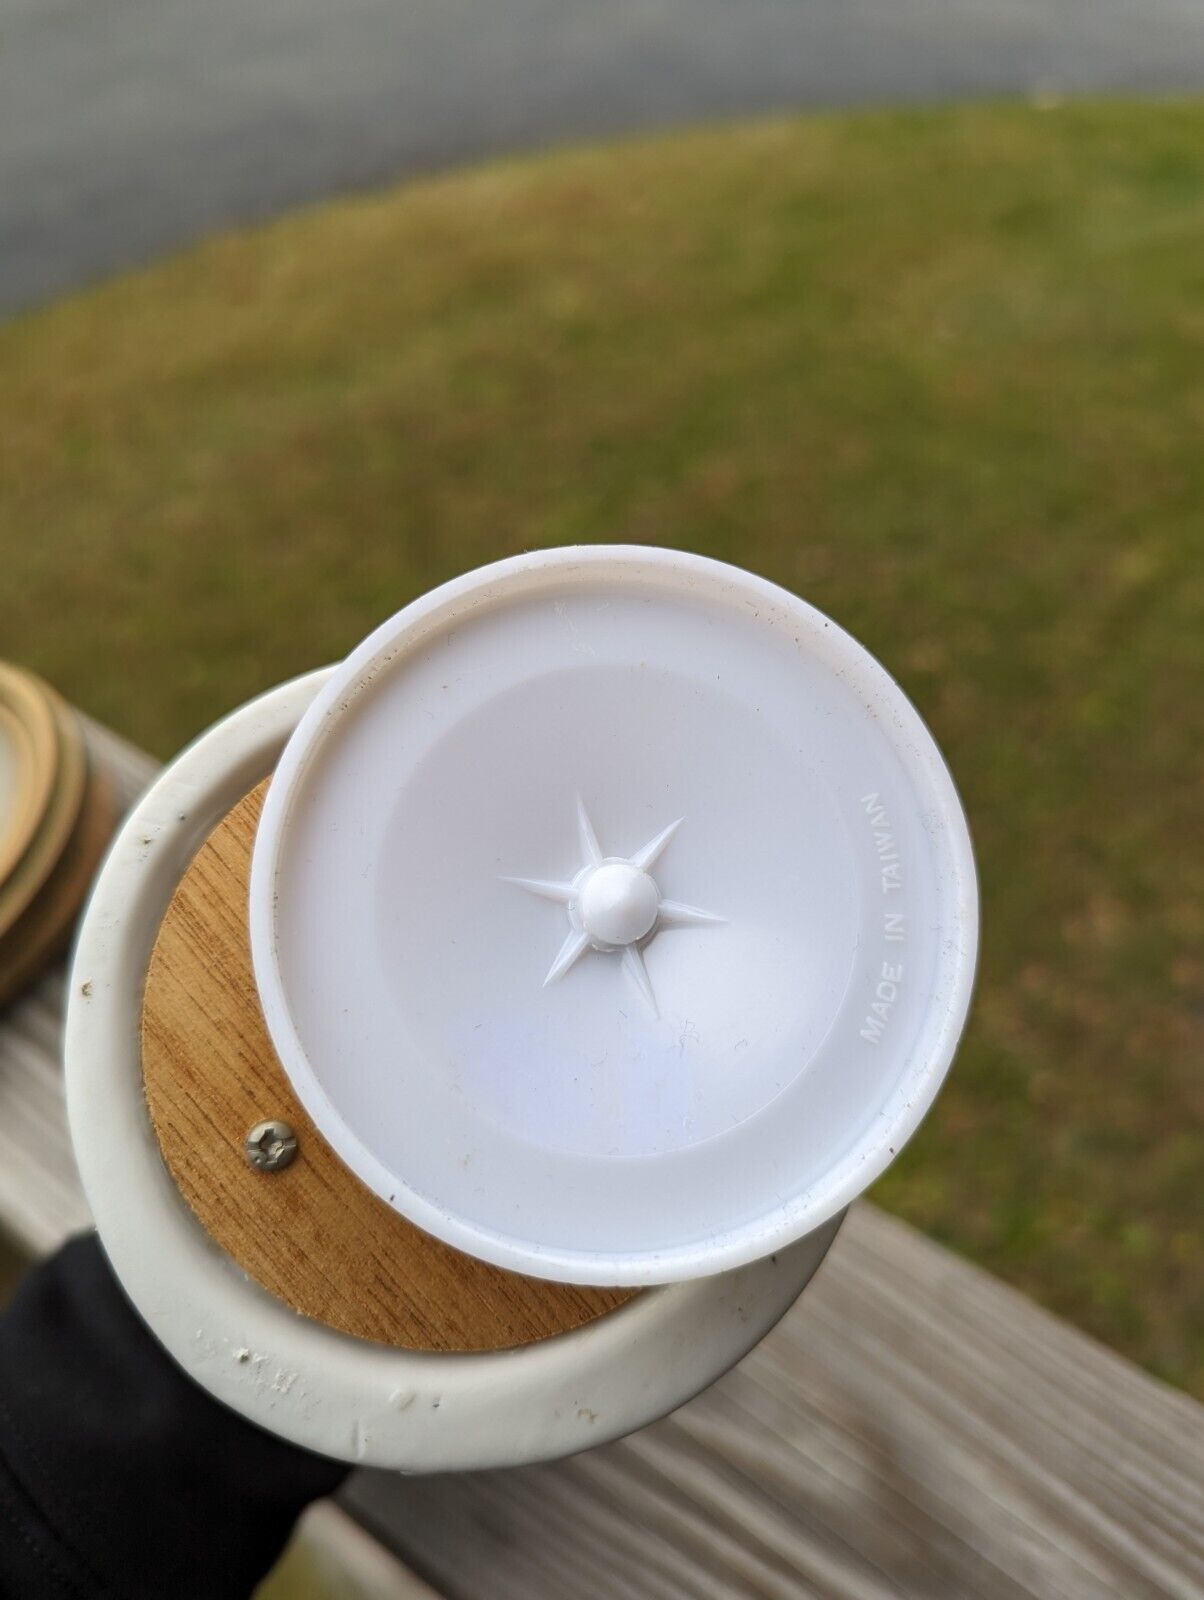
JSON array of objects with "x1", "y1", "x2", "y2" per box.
[{"x1": 1, "y1": 0, "x2": 1201, "y2": 1436}]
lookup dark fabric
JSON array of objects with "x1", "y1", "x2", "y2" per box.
[{"x1": 0, "y1": 1234, "x2": 347, "y2": 1599}]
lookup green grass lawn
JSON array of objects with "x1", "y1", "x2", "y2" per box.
[{"x1": 1, "y1": 100, "x2": 1200, "y2": 1394}]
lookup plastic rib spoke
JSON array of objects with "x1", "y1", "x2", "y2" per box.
[
  {"x1": 657, "y1": 899, "x2": 725, "y2": 929},
  {"x1": 631, "y1": 817, "x2": 683, "y2": 872},
  {"x1": 576, "y1": 796, "x2": 603, "y2": 865},
  {"x1": 543, "y1": 927, "x2": 591, "y2": 988},
  {"x1": 622, "y1": 945, "x2": 658, "y2": 1017},
  {"x1": 501, "y1": 876, "x2": 576, "y2": 905}
]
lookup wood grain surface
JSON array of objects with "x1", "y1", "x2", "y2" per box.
[
  {"x1": 0, "y1": 680, "x2": 86, "y2": 940},
  {"x1": 0, "y1": 664, "x2": 59, "y2": 889},
  {"x1": 141, "y1": 780, "x2": 633, "y2": 1353}
]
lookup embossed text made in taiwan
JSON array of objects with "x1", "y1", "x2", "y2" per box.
[{"x1": 859, "y1": 792, "x2": 905, "y2": 1045}]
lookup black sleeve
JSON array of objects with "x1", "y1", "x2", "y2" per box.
[{"x1": 0, "y1": 1234, "x2": 348, "y2": 1599}]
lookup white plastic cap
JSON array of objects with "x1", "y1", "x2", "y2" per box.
[{"x1": 250, "y1": 547, "x2": 977, "y2": 1285}]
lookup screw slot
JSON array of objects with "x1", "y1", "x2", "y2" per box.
[{"x1": 245, "y1": 1119, "x2": 298, "y2": 1173}]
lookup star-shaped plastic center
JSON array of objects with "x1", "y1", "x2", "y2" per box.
[{"x1": 503, "y1": 798, "x2": 723, "y2": 1015}]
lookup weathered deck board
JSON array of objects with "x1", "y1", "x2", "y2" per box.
[
  {"x1": 2, "y1": 719, "x2": 1202, "y2": 1600},
  {"x1": 347, "y1": 1201, "x2": 1204, "y2": 1600}
]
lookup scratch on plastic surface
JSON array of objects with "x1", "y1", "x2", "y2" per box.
[{"x1": 553, "y1": 600, "x2": 596, "y2": 658}]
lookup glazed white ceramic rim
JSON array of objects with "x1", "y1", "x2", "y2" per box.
[
  {"x1": 64, "y1": 671, "x2": 843, "y2": 1471},
  {"x1": 251, "y1": 546, "x2": 979, "y2": 1287}
]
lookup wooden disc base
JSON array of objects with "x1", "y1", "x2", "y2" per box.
[{"x1": 141, "y1": 781, "x2": 633, "y2": 1353}]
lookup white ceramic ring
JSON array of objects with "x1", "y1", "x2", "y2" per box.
[{"x1": 65, "y1": 671, "x2": 842, "y2": 1471}]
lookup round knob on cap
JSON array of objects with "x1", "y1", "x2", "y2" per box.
[{"x1": 578, "y1": 862, "x2": 659, "y2": 947}]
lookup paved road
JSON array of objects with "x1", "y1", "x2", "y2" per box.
[{"x1": 4, "y1": 0, "x2": 1204, "y2": 317}]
